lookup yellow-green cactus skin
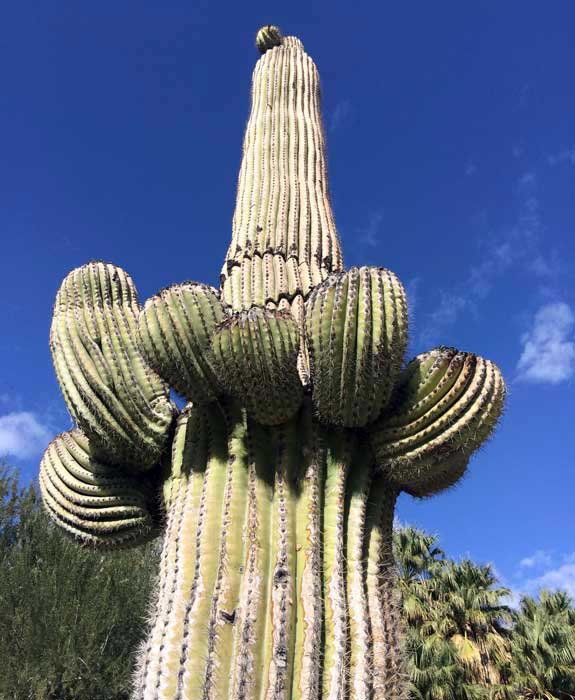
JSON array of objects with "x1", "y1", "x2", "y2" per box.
[{"x1": 39, "y1": 26, "x2": 506, "y2": 700}]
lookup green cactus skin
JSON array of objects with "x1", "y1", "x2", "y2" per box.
[
  {"x1": 39, "y1": 429, "x2": 158, "y2": 547},
  {"x1": 370, "y1": 347, "x2": 506, "y2": 497},
  {"x1": 220, "y1": 26, "x2": 343, "y2": 322},
  {"x1": 39, "y1": 26, "x2": 507, "y2": 700},
  {"x1": 211, "y1": 307, "x2": 303, "y2": 425},
  {"x1": 305, "y1": 267, "x2": 408, "y2": 427},
  {"x1": 138, "y1": 282, "x2": 228, "y2": 404},
  {"x1": 50, "y1": 261, "x2": 175, "y2": 470},
  {"x1": 132, "y1": 401, "x2": 401, "y2": 700}
]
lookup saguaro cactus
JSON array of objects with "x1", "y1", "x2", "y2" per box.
[{"x1": 40, "y1": 25, "x2": 506, "y2": 700}]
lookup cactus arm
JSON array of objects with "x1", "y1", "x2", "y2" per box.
[
  {"x1": 371, "y1": 347, "x2": 506, "y2": 497},
  {"x1": 49, "y1": 262, "x2": 175, "y2": 470},
  {"x1": 305, "y1": 267, "x2": 408, "y2": 428},
  {"x1": 39, "y1": 430, "x2": 158, "y2": 547},
  {"x1": 138, "y1": 283, "x2": 227, "y2": 404},
  {"x1": 212, "y1": 308, "x2": 303, "y2": 425}
]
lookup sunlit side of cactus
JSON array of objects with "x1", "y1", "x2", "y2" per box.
[{"x1": 39, "y1": 25, "x2": 506, "y2": 700}]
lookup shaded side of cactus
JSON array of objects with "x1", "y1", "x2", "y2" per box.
[{"x1": 39, "y1": 25, "x2": 506, "y2": 700}]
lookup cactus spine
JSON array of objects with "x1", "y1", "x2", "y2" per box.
[{"x1": 40, "y1": 25, "x2": 506, "y2": 700}]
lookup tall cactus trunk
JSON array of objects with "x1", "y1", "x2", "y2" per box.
[{"x1": 133, "y1": 399, "x2": 404, "y2": 700}]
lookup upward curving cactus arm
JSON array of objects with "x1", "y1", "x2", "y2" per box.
[
  {"x1": 370, "y1": 346, "x2": 506, "y2": 497},
  {"x1": 40, "y1": 24, "x2": 507, "y2": 700},
  {"x1": 50, "y1": 261, "x2": 176, "y2": 470},
  {"x1": 39, "y1": 429, "x2": 159, "y2": 547},
  {"x1": 137, "y1": 282, "x2": 228, "y2": 404},
  {"x1": 305, "y1": 266, "x2": 408, "y2": 427},
  {"x1": 43, "y1": 260, "x2": 177, "y2": 547}
]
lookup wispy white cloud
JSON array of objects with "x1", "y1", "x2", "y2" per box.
[
  {"x1": 419, "y1": 170, "x2": 563, "y2": 345},
  {"x1": 519, "y1": 549, "x2": 553, "y2": 569},
  {"x1": 527, "y1": 563, "x2": 575, "y2": 598},
  {"x1": 547, "y1": 148, "x2": 575, "y2": 167},
  {"x1": 516, "y1": 302, "x2": 575, "y2": 384},
  {"x1": 515, "y1": 557, "x2": 575, "y2": 601},
  {"x1": 357, "y1": 209, "x2": 384, "y2": 248},
  {"x1": 0, "y1": 411, "x2": 52, "y2": 460},
  {"x1": 502, "y1": 551, "x2": 575, "y2": 607},
  {"x1": 465, "y1": 161, "x2": 476, "y2": 176},
  {"x1": 420, "y1": 292, "x2": 468, "y2": 345},
  {"x1": 515, "y1": 170, "x2": 536, "y2": 191},
  {"x1": 329, "y1": 99, "x2": 352, "y2": 133}
]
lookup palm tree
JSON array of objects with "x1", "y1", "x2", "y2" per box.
[
  {"x1": 430, "y1": 560, "x2": 512, "y2": 693},
  {"x1": 507, "y1": 590, "x2": 575, "y2": 699},
  {"x1": 395, "y1": 528, "x2": 512, "y2": 700},
  {"x1": 395, "y1": 527, "x2": 446, "y2": 627},
  {"x1": 395, "y1": 528, "x2": 461, "y2": 700}
]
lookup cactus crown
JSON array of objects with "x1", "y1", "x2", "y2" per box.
[{"x1": 255, "y1": 24, "x2": 283, "y2": 53}]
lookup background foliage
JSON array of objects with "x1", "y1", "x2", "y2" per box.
[
  {"x1": 1, "y1": 462, "x2": 574, "y2": 700},
  {"x1": 0, "y1": 463, "x2": 157, "y2": 700}
]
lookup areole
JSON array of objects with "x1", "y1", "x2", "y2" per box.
[{"x1": 39, "y1": 25, "x2": 505, "y2": 700}]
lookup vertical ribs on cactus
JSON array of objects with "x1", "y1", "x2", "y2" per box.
[{"x1": 40, "y1": 24, "x2": 506, "y2": 700}]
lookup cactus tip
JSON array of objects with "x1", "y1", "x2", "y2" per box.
[{"x1": 255, "y1": 25, "x2": 283, "y2": 54}]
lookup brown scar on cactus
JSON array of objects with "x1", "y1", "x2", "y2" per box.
[{"x1": 40, "y1": 24, "x2": 506, "y2": 700}]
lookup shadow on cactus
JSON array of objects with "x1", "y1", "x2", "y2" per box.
[{"x1": 39, "y1": 24, "x2": 506, "y2": 700}]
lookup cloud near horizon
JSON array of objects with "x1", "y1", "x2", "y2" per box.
[
  {"x1": 501, "y1": 550, "x2": 575, "y2": 608},
  {"x1": 516, "y1": 301, "x2": 575, "y2": 384},
  {"x1": 0, "y1": 411, "x2": 52, "y2": 460}
]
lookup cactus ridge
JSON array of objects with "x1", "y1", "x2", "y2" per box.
[
  {"x1": 371, "y1": 348, "x2": 506, "y2": 496},
  {"x1": 211, "y1": 307, "x2": 303, "y2": 425},
  {"x1": 138, "y1": 282, "x2": 227, "y2": 404},
  {"x1": 50, "y1": 261, "x2": 175, "y2": 469},
  {"x1": 365, "y1": 475, "x2": 404, "y2": 695},
  {"x1": 306, "y1": 266, "x2": 408, "y2": 427},
  {"x1": 39, "y1": 430, "x2": 157, "y2": 547}
]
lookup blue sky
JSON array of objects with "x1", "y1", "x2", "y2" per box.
[{"x1": 1, "y1": 2, "x2": 574, "y2": 601}]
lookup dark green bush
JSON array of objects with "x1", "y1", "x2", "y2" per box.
[{"x1": 0, "y1": 463, "x2": 159, "y2": 700}]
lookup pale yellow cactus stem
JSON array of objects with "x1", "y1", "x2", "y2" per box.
[{"x1": 221, "y1": 27, "x2": 343, "y2": 315}]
